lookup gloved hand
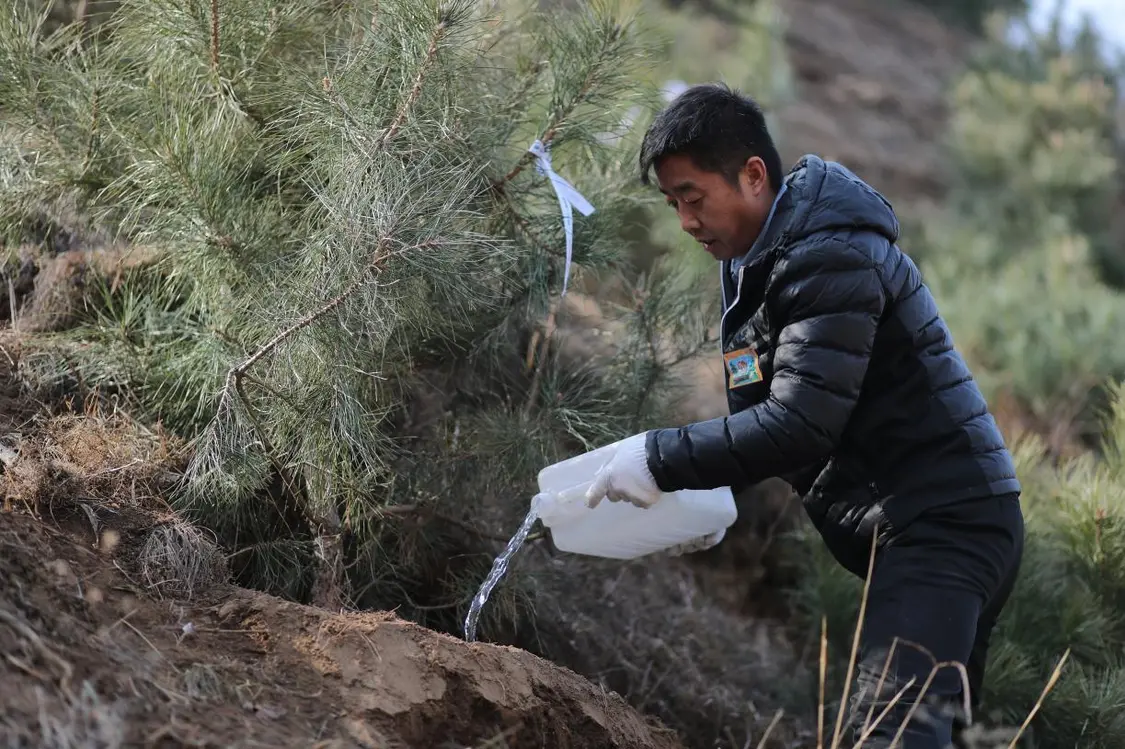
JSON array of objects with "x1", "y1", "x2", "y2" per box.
[
  {"x1": 666, "y1": 527, "x2": 726, "y2": 556},
  {"x1": 584, "y1": 432, "x2": 662, "y2": 509}
]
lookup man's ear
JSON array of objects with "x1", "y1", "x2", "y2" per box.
[{"x1": 739, "y1": 156, "x2": 768, "y2": 196}]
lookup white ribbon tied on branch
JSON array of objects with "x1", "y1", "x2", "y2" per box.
[{"x1": 528, "y1": 139, "x2": 595, "y2": 295}]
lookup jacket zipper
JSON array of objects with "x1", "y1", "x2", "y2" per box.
[
  {"x1": 719, "y1": 260, "x2": 730, "y2": 312},
  {"x1": 719, "y1": 264, "x2": 746, "y2": 353},
  {"x1": 720, "y1": 233, "x2": 788, "y2": 352}
]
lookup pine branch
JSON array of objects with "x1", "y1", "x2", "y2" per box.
[
  {"x1": 523, "y1": 297, "x2": 559, "y2": 417},
  {"x1": 210, "y1": 0, "x2": 220, "y2": 75},
  {"x1": 379, "y1": 16, "x2": 449, "y2": 149},
  {"x1": 229, "y1": 240, "x2": 392, "y2": 380},
  {"x1": 230, "y1": 370, "x2": 294, "y2": 496},
  {"x1": 497, "y1": 189, "x2": 565, "y2": 259},
  {"x1": 493, "y1": 21, "x2": 622, "y2": 188},
  {"x1": 212, "y1": 238, "x2": 392, "y2": 513},
  {"x1": 80, "y1": 82, "x2": 99, "y2": 176},
  {"x1": 207, "y1": 234, "x2": 443, "y2": 600},
  {"x1": 210, "y1": 230, "x2": 394, "y2": 606}
]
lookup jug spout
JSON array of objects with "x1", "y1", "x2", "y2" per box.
[
  {"x1": 530, "y1": 491, "x2": 551, "y2": 515},
  {"x1": 532, "y1": 489, "x2": 589, "y2": 527}
]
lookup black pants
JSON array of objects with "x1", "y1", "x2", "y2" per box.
[{"x1": 818, "y1": 493, "x2": 1024, "y2": 749}]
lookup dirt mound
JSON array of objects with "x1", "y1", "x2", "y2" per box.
[
  {"x1": 0, "y1": 409, "x2": 681, "y2": 748},
  {"x1": 228, "y1": 596, "x2": 680, "y2": 748},
  {"x1": 0, "y1": 510, "x2": 680, "y2": 748}
]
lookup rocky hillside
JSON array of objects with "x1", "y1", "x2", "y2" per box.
[{"x1": 779, "y1": 0, "x2": 971, "y2": 216}]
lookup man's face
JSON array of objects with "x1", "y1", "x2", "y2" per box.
[{"x1": 654, "y1": 154, "x2": 774, "y2": 261}]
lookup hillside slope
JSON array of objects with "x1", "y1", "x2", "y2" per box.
[
  {"x1": 778, "y1": 0, "x2": 971, "y2": 216},
  {"x1": 0, "y1": 345, "x2": 681, "y2": 749},
  {"x1": 0, "y1": 509, "x2": 681, "y2": 748}
]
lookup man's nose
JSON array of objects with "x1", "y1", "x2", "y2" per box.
[{"x1": 679, "y1": 209, "x2": 701, "y2": 233}]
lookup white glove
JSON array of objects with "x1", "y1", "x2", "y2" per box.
[
  {"x1": 584, "y1": 432, "x2": 662, "y2": 509},
  {"x1": 666, "y1": 527, "x2": 726, "y2": 556}
]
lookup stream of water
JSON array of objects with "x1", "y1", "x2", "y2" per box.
[{"x1": 462, "y1": 506, "x2": 540, "y2": 642}]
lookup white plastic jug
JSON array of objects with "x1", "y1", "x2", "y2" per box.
[{"x1": 533, "y1": 438, "x2": 737, "y2": 560}]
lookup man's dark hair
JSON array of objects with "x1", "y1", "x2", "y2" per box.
[{"x1": 639, "y1": 83, "x2": 783, "y2": 192}]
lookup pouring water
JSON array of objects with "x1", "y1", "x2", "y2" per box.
[
  {"x1": 463, "y1": 505, "x2": 540, "y2": 642},
  {"x1": 461, "y1": 448, "x2": 737, "y2": 641}
]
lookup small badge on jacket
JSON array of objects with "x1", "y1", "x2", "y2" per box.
[{"x1": 724, "y1": 347, "x2": 763, "y2": 388}]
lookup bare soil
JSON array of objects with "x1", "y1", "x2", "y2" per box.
[
  {"x1": 0, "y1": 449, "x2": 682, "y2": 749},
  {"x1": 778, "y1": 0, "x2": 972, "y2": 218}
]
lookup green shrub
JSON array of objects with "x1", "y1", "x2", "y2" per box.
[
  {"x1": 787, "y1": 384, "x2": 1125, "y2": 747},
  {"x1": 945, "y1": 26, "x2": 1119, "y2": 279},
  {"x1": 924, "y1": 221, "x2": 1125, "y2": 437},
  {"x1": 906, "y1": 11, "x2": 1125, "y2": 439}
]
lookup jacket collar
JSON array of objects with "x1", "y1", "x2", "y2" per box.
[
  {"x1": 721, "y1": 154, "x2": 901, "y2": 303},
  {"x1": 730, "y1": 180, "x2": 789, "y2": 278}
]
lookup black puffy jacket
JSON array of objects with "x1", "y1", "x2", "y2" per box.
[{"x1": 645, "y1": 155, "x2": 1020, "y2": 541}]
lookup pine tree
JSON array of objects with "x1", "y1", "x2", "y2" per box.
[
  {"x1": 1, "y1": 0, "x2": 715, "y2": 631},
  {"x1": 906, "y1": 9, "x2": 1125, "y2": 439}
]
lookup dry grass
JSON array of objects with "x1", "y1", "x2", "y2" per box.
[
  {"x1": 1, "y1": 394, "x2": 184, "y2": 516},
  {"x1": 177, "y1": 664, "x2": 228, "y2": 703},
  {"x1": 0, "y1": 558, "x2": 125, "y2": 748},
  {"x1": 527, "y1": 547, "x2": 813, "y2": 749},
  {"x1": 816, "y1": 537, "x2": 1070, "y2": 749},
  {"x1": 138, "y1": 521, "x2": 227, "y2": 601},
  {"x1": 500, "y1": 479, "x2": 810, "y2": 749},
  {"x1": 0, "y1": 384, "x2": 224, "y2": 604}
]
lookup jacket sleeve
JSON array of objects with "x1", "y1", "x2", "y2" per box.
[
  {"x1": 645, "y1": 238, "x2": 885, "y2": 492},
  {"x1": 780, "y1": 457, "x2": 830, "y2": 497}
]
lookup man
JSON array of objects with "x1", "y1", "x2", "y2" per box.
[{"x1": 583, "y1": 83, "x2": 1025, "y2": 748}]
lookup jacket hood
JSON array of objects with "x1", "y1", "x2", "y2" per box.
[{"x1": 758, "y1": 154, "x2": 900, "y2": 250}]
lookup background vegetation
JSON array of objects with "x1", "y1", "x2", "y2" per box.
[
  {"x1": 789, "y1": 9, "x2": 1125, "y2": 748},
  {"x1": 3, "y1": 0, "x2": 1124, "y2": 747}
]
